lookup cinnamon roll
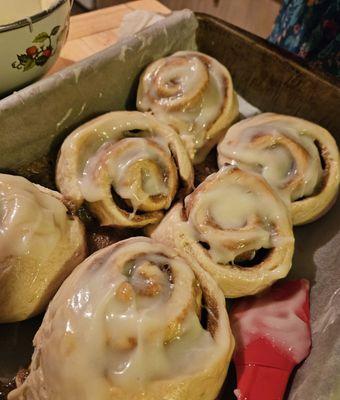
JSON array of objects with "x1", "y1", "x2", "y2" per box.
[
  {"x1": 137, "y1": 51, "x2": 239, "y2": 164},
  {"x1": 9, "y1": 237, "x2": 234, "y2": 400},
  {"x1": 217, "y1": 113, "x2": 339, "y2": 225},
  {"x1": 0, "y1": 174, "x2": 86, "y2": 323},
  {"x1": 152, "y1": 167, "x2": 294, "y2": 298},
  {"x1": 56, "y1": 111, "x2": 193, "y2": 228}
]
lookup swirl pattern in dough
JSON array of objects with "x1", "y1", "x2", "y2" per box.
[
  {"x1": 137, "y1": 51, "x2": 239, "y2": 164},
  {"x1": 152, "y1": 166, "x2": 294, "y2": 297},
  {"x1": 9, "y1": 237, "x2": 234, "y2": 400},
  {"x1": 0, "y1": 174, "x2": 86, "y2": 323},
  {"x1": 217, "y1": 113, "x2": 339, "y2": 225},
  {"x1": 56, "y1": 111, "x2": 193, "y2": 228}
]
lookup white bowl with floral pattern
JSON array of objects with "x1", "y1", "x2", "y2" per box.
[{"x1": 0, "y1": 0, "x2": 71, "y2": 96}]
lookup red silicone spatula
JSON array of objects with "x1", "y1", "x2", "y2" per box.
[{"x1": 230, "y1": 279, "x2": 311, "y2": 400}]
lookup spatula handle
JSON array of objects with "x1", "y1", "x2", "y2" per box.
[{"x1": 234, "y1": 363, "x2": 293, "y2": 400}]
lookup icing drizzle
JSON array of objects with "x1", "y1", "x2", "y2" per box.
[{"x1": 0, "y1": 174, "x2": 68, "y2": 262}]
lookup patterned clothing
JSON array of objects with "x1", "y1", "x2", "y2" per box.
[{"x1": 269, "y1": 0, "x2": 340, "y2": 78}]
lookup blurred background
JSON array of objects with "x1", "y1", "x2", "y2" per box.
[
  {"x1": 1, "y1": 0, "x2": 337, "y2": 95},
  {"x1": 70, "y1": 0, "x2": 339, "y2": 78},
  {"x1": 72, "y1": 0, "x2": 281, "y2": 38}
]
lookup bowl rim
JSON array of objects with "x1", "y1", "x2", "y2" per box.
[{"x1": 0, "y1": 0, "x2": 69, "y2": 33}]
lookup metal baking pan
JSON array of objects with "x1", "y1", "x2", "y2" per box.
[{"x1": 0, "y1": 10, "x2": 339, "y2": 400}]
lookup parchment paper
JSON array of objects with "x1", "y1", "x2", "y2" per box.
[
  {"x1": 0, "y1": 9, "x2": 197, "y2": 170},
  {"x1": 0, "y1": 10, "x2": 339, "y2": 400}
]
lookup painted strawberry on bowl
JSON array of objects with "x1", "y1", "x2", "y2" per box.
[{"x1": 12, "y1": 25, "x2": 61, "y2": 71}]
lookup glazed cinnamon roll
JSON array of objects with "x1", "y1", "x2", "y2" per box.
[
  {"x1": 152, "y1": 167, "x2": 294, "y2": 298},
  {"x1": 0, "y1": 174, "x2": 86, "y2": 323},
  {"x1": 9, "y1": 237, "x2": 234, "y2": 400},
  {"x1": 217, "y1": 113, "x2": 339, "y2": 225},
  {"x1": 56, "y1": 111, "x2": 193, "y2": 228},
  {"x1": 137, "y1": 51, "x2": 239, "y2": 164}
]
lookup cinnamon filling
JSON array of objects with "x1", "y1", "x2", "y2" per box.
[{"x1": 234, "y1": 247, "x2": 273, "y2": 268}]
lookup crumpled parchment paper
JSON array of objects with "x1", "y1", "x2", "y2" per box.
[{"x1": 118, "y1": 10, "x2": 166, "y2": 39}]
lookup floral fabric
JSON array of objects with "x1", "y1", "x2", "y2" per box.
[{"x1": 268, "y1": 0, "x2": 340, "y2": 78}]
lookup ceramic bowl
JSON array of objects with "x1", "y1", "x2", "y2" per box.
[{"x1": 0, "y1": 0, "x2": 71, "y2": 96}]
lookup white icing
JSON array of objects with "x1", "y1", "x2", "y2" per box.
[
  {"x1": 80, "y1": 136, "x2": 173, "y2": 212},
  {"x1": 206, "y1": 185, "x2": 260, "y2": 230},
  {"x1": 0, "y1": 174, "x2": 67, "y2": 262},
  {"x1": 57, "y1": 112, "x2": 193, "y2": 227},
  {"x1": 218, "y1": 116, "x2": 323, "y2": 201},
  {"x1": 56, "y1": 108, "x2": 73, "y2": 129},
  {"x1": 138, "y1": 51, "x2": 229, "y2": 158},
  {"x1": 141, "y1": 168, "x2": 168, "y2": 196},
  {"x1": 186, "y1": 167, "x2": 290, "y2": 265},
  {"x1": 12, "y1": 239, "x2": 221, "y2": 398},
  {"x1": 231, "y1": 280, "x2": 311, "y2": 363}
]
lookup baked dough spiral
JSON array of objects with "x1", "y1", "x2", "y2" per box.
[
  {"x1": 56, "y1": 111, "x2": 193, "y2": 228},
  {"x1": 152, "y1": 166, "x2": 294, "y2": 298},
  {"x1": 9, "y1": 237, "x2": 234, "y2": 400},
  {"x1": 217, "y1": 113, "x2": 339, "y2": 225},
  {"x1": 137, "y1": 51, "x2": 239, "y2": 164},
  {"x1": 0, "y1": 174, "x2": 86, "y2": 323}
]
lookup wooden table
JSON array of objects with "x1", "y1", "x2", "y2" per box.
[{"x1": 49, "y1": 0, "x2": 170, "y2": 74}]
